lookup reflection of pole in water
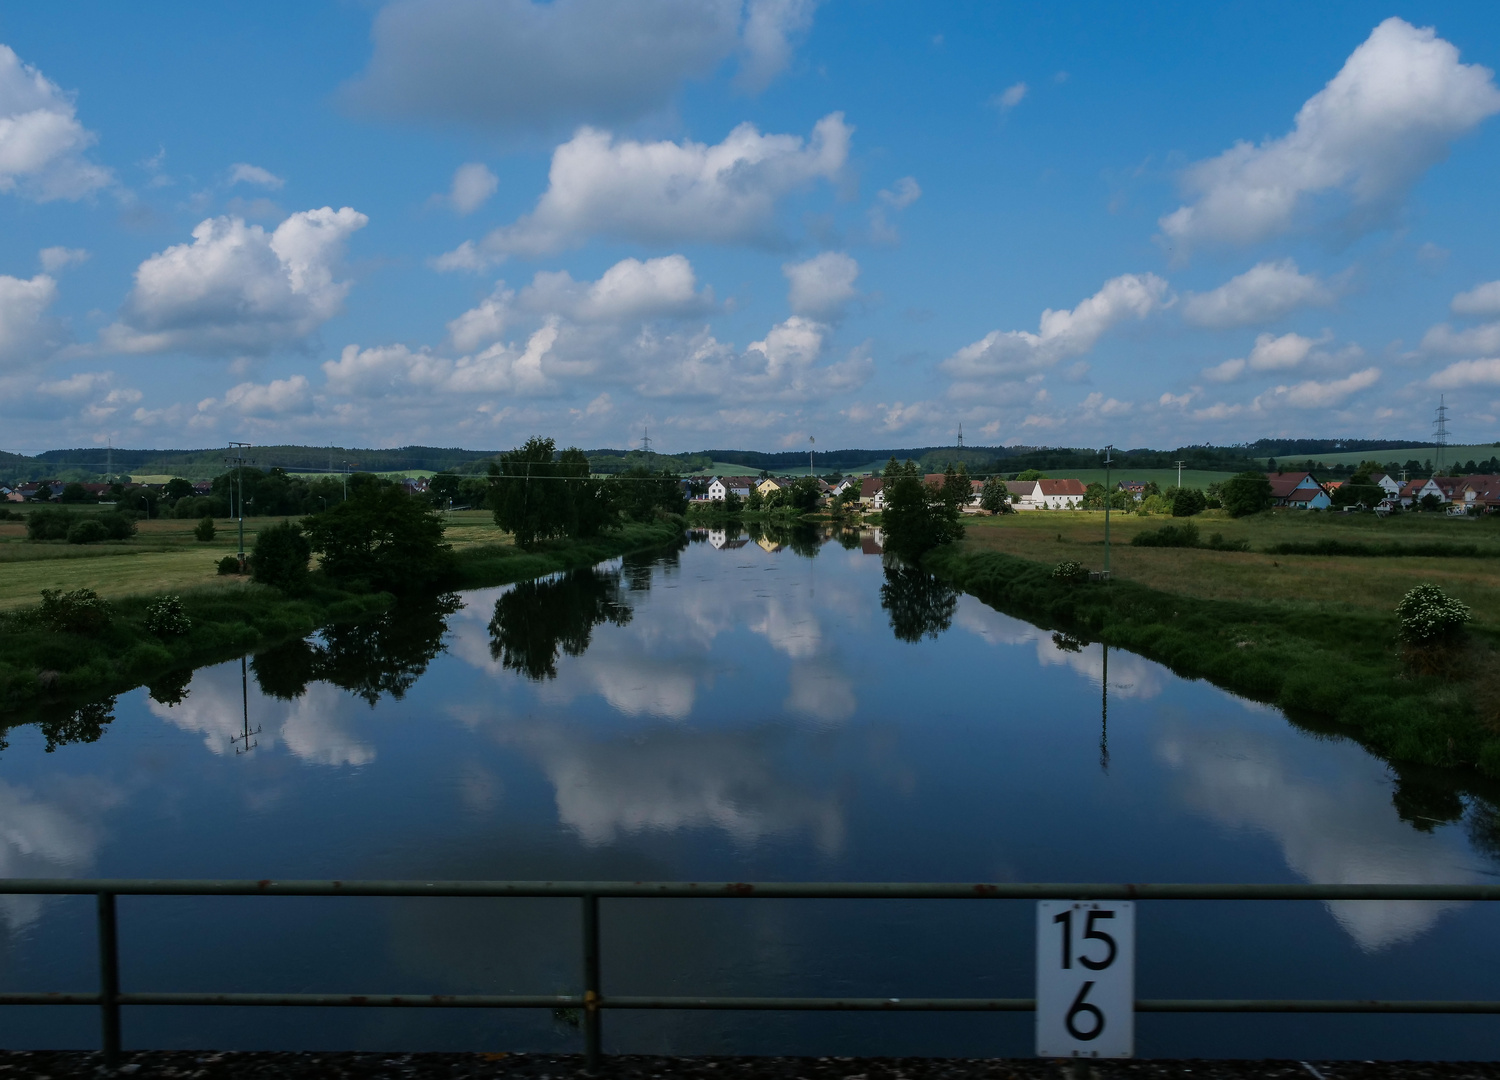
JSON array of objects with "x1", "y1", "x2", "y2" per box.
[
  {"x1": 233, "y1": 654, "x2": 260, "y2": 754},
  {"x1": 1099, "y1": 643, "x2": 1109, "y2": 774}
]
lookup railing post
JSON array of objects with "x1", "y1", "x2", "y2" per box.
[
  {"x1": 97, "y1": 891, "x2": 121, "y2": 1067},
  {"x1": 582, "y1": 892, "x2": 601, "y2": 1069}
]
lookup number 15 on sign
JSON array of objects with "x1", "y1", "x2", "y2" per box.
[{"x1": 1036, "y1": 901, "x2": 1134, "y2": 1059}]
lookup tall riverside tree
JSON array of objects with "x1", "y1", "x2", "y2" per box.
[
  {"x1": 302, "y1": 482, "x2": 452, "y2": 593},
  {"x1": 1219, "y1": 471, "x2": 1273, "y2": 517},
  {"x1": 489, "y1": 437, "x2": 601, "y2": 548}
]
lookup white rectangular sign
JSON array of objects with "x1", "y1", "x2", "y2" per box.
[{"x1": 1036, "y1": 901, "x2": 1134, "y2": 1059}]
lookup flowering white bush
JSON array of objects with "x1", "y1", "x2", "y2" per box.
[
  {"x1": 143, "y1": 595, "x2": 191, "y2": 637},
  {"x1": 1051, "y1": 560, "x2": 1090, "y2": 584},
  {"x1": 1396, "y1": 583, "x2": 1470, "y2": 645}
]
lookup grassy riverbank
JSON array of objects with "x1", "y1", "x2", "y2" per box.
[
  {"x1": 929, "y1": 510, "x2": 1500, "y2": 776},
  {"x1": 0, "y1": 519, "x2": 684, "y2": 713}
]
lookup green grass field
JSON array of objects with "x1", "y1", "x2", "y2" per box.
[
  {"x1": 0, "y1": 509, "x2": 509, "y2": 611},
  {"x1": 1257, "y1": 444, "x2": 1500, "y2": 469},
  {"x1": 961, "y1": 507, "x2": 1500, "y2": 633}
]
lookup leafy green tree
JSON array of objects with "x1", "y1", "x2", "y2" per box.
[
  {"x1": 59, "y1": 482, "x2": 91, "y2": 503},
  {"x1": 880, "y1": 458, "x2": 931, "y2": 554},
  {"x1": 606, "y1": 466, "x2": 688, "y2": 522},
  {"x1": 724, "y1": 490, "x2": 743, "y2": 515},
  {"x1": 489, "y1": 437, "x2": 603, "y2": 547},
  {"x1": 940, "y1": 463, "x2": 972, "y2": 527},
  {"x1": 1219, "y1": 472, "x2": 1273, "y2": 517},
  {"x1": 32, "y1": 483, "x2": 52, "y2": 501},
  {"x1": 789, "y1": 475, "x2": 822, "y2": 512},
  {"x1": 980, "y1": 476, "x2": 1011, "y2": 514},
  {"x1": 428, "y1": 471, "x2": 462, "y2": 507},
  {"x1": 251, "y1": 520, "x2": 312, "y2": 592},
  {"x1": 747, "y1": 486, "x2": 765, "y2": 511},
  {"x1": 303, "y1": 484, "x2": 453, "y2": 593},
  {"x1": 1170, "y1": 487, "x2": 1207, "y2": 517},
  {"x1": 1014, "y1": 469, "x2": 1045, "y2": 482},
  {"x1": 1419, "y1": 492, "x2": 1442, "y2": 512},
  {"x1": 163, "y1": 477, "x2": 194, "y2": 502},
  {"x1": 194, "y1": 516, "x2": 216, "y2": 542},
  {"x1": 1332, "y1": 471, "x2": 1385, "y2": 509},
  {"x1": 1082, "y1": 482, "x2": 1109, "y2": 510}
]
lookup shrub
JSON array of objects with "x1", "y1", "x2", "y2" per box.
[
  {"x1": 1170, "y1": 488, "x2": 1207, "y2": 517},
  {"x1": 217, "y1": 555, "x2": 243, "y2": 575},
  {"x1": 1051, "y1": 560, "x2": 1090, "y2": 583},
  {"x1": 26, "y1": 507, "x2": 76, "y2": 540},
  {"x1": 194, "y1": 516, "x2": 216, "y2": 542},
  {"x1": 66, "y1": 519, "x2": 109, "y2": 544},
  {"x1": 37, "y1": 588, "x2": 113, "y2": 635},
  {"x1": 251, "y1": 520, "x2": 312, "y2": 592},
  {"x1": 1205, "y1": 532, "x2": 1249, "y2": 552},
  {"x1": 143, "y1": 595, "x2": 191, "y2": 637},
  {"x1": 1220, "y1": 471, "x2": 1273, "y2": 517},
  {"x1": 1131, "y1": 522, "x2": 1200, "y2": 548},
  {"x1": 1396, "y1": 584, "x2": 1470, "y2": 646},
  {"x1": 98, "y1": 512, "x2": 137, "y2": 541}
]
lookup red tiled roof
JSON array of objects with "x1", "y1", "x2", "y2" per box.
[
  {"x1": 1266, "y1": 471, "x2": 1315, "y2": 498},
  {"x1": 1037, "y1": 478, "x2": 1086, "y2": 496}
]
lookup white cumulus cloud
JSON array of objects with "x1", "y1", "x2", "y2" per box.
[
  {"x1": 1202, "y1": 330, "x2": 1329, "y2": 382},
  {"x1": 344, "y1": 0, "x2": 813, "y2": 133},
  {"x1": 1419, "y1": 320, "x2": 1500, "y2": 357},
  {"x1": 1426, "y1": 357, "x2": 1500, "y2": 389},
  {"x1": 0, "y1": 44, "x2": 113, "y2": 201},
  {"x1": 941, "y1": 272, "x2": 1170, "y2": 382},
  {"x1": 1159, "y1": 18, "x2": 1500, "y2": 250},
  {"x1": 38, "y1": 246, "x2": 88, "y2": 273},
  {"x1": 223, "y1": 374, "x2": 312, "y2": 416},
  {"x1": 0, "y1": 272, "x2": 61, "y2": 369},
  {"x1": 447, "y1": 162, "x2": 498, "y2": 215},
  {"x1": 439, "y1": 113, "x2": 850, "y2": 262},
  {"x1": 1181, "y1": 259, "x2": 1336, "y2": 328},
  {"x1": 102, "y1": 206, "x2": 369, "y2": 356},
  {"x1": 784, "y1": 251, "x2": 858, "y2": 319},
  {"x1": 1451, "y1": 280, "x2": 1500, "y2": 318},
  {"x1": 228, "y1": 163, "x2": 285, "y2": 189},
  {"x1": 1252, "y1": 367, "x2": 1380, "y2": 410}
]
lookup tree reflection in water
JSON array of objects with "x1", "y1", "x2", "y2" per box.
[
  {"x1": 879, "y1": 558, "x2": 958, "y2": 643},
  {"x1": 35, "y1": 697, "x2": 117, "y2": 752},
  {"x1": 252, "y1": 593, "x2": 462, "y2": 706},
  {"x1": 487, "y1": 567, "x2": 634, "y2": 680}
]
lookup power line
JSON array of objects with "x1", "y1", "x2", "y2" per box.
[{"x1": 1434, "y1": 395, "x2": 1449, "y2": 474}]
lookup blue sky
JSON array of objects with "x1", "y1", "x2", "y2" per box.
[{"x1": 2, "y1": 1, "x2": 1499, "y2": 453}]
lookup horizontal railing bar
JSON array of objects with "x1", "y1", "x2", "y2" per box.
[
  {"x1": 118, "y1": 993, "x2": 583, "y2": 1008},
  {"x1": 8, "y1": 993, "x2": 1499, "y2": 1014},
  {"x1": 2, "y1": 879, "x2": 1500, "y2": 901}
]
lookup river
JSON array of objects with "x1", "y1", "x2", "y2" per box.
[{"x1": 1, "y1": 525, "x2": 1496, "y2": 1059}]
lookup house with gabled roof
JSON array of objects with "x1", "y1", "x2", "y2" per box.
[
  {"x1": 858, "y1": 477, "x2": 884, "y2": 509},
  {"x1": 1266, "y1": 472, "x2": 1327, "y2": 509},
  {"x1": 1398, "y1": 478, "x2": 1444, "y2": 508},
  {"x1": 1036, "y1": 478, "x2": 1087, "y2": 509}
]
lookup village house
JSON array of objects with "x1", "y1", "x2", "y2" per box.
[
  {"x1": 756, "y1": 477, "x2": 789, "y2": 496},
  {"x1": 1036, "y1": 478, "x2": 1087, "y2": 509},
  {"x1": 1398, "y1": 477, "x2": 1444, "y2": 508},
  {"x1": 1116, "y1": 481, "x2": 1149, "y2": 500},
  {"x1": 1005, "y1": 480, "x2": 1037, "y2": 508},
  {"x1": 858, "y1": 477, "x2": 884, "y2": 510},
  {"x1": 1267, "y1": 471, "x2": 1331, "y2": 509}
]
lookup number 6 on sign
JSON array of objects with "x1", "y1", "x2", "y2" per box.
[{"x1": 1036, "y1": 901, "x2": 1134, "y2": 1059}]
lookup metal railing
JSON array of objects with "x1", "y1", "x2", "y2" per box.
[{"x1": 3, "y1": 878, "x2": 1499, "y2": 1068}]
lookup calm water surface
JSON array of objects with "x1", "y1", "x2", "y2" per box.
[{"x1": 2, "y1": 527, "x2": 1498, "y2": 1058}]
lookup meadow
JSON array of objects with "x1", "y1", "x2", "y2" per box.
[
  {"x1": 0, "y1": 508, "x2": 509, "y2": 611},
  {"x1": 959, "y1": 507, "x2": 1500, "y2": 633}
]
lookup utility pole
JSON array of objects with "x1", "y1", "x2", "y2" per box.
[
  {"x1": 1434, "y1": 395, "x2": 1449, "y2": 474},
  {"x1": 957, "y1": 422, "x2": 964, "y2": 449},
  {"x1": 227, "y1": 443, "x2": 253, "y2": 570},
  {"x1": 641, "y1": 425, "x2": 652, "y2": 471},
  {"x1": 1102, "y1": 444, "x2": 1115, "y2": 577},
  {"x1": 1173, "y1": 459, "x2": 1186, "y2": 490}
]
